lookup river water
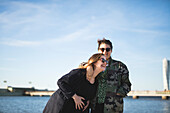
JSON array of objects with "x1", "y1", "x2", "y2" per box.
[{"x1": 0, "y1": 96, "x2": 170, "y2": 113}]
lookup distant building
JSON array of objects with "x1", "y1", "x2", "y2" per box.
[
  {"x1": 0, "y1": 86, "x2": 49, "y2": 96},
  {"x1": 7, "y1": 86, "x2": 35, "y2": 93},
  {"x1": 0, "y1": 86, "x2": 36, "y2": 96},
  {"x1": 163, "y1": 58, "x2": 170, "y2": 91}
]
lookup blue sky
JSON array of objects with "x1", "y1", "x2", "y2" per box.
[{"x1": 0, "y1": 0, "x2": 170, "y2": 91}]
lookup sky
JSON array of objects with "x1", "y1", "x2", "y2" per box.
[{"x1": 0, "y1": 0, "x2": 170, "y2": 91}]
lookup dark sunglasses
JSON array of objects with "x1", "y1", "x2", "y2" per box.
[
  {"x1": 99, "y1": 48, "x2": 111, "y2": 52},
  {"x1": 101, "y1": 58, "x2": 108, "y2": 63}
]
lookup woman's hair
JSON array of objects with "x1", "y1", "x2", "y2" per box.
[
  {"x1": 79, "y1": 53, "x2": 104, "y2": 80},
  {"x1": 97, "y1": 38, "x2": 113, "y2": 50},
  {"x1": 79, "y1": 53, "x2": 104, "y2": 69}
]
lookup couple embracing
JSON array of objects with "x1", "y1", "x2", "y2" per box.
[{"x1": 43, "y1": 38, "x2": 131, "y2": 113}]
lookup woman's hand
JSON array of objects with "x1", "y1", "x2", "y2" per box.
[{"x1": 72, "y1": 94, "x2": 85, "y2": 110}]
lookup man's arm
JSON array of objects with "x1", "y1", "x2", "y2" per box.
[{"x1": 116, "y1": 63, "x2": 131, "y2": 97}]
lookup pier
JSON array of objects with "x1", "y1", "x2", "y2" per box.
[
  {"x1": 24, "y1": 90, "x2": 170, "y2": 99},
  {"x1": 127, "y1": 90, "x2": 170, "y2": 100},
  {"x1": 25, "y1": 91, "x2": 54, "y2": 96},
  {"x1": 1, "y1": 86, "x2": 170, "y2": 99}
]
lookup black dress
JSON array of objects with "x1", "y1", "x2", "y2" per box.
[{"x1": 43, "y1": 69, "x2": 97, "y2": 113}]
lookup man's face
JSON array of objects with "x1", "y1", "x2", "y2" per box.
[{"x1": 98, "y1": 43, "x2": 112, "y2": 60}]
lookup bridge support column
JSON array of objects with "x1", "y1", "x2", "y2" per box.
[
  {"x1": 162, "y1": 96, "x2": 168, "y2": 100},
  {"x1": 132, "y1": 95, "x2": 139, "y2": 99}
]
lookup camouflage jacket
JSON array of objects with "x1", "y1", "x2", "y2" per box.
[{"x1": 91, "y1": 57, "x2": 131, "y2": 113}]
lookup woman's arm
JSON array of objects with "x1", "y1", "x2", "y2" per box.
[
  {"x1": 57, "y1": 73, "x2": 76, "y2": 99},
  {"x1": 57, "y1": 69, "x2": 86, "y2": 110}
]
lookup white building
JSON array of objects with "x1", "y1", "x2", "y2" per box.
[{"x1": 163, "y1": 58, "x2": 170, "y2": 91}]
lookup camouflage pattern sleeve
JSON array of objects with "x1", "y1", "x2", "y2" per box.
[{"x1": 116, "y1": 62, "x2": 131, "y2": 97}]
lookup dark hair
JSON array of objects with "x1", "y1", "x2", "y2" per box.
[{"x1": 97, "y1": 38, "x2": 113, "y2": 50}]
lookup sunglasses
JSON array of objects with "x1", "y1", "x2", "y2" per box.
[
  {"x1": 99, "y1": 48, "x2": 111, "y2": 52},
  {"x1": 100, "y1": 58, "x2": 108, "y2": 63}
]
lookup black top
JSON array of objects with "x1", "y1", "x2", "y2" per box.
[
  {"x1": 58, "y1": 68, "x2": 97, "y2": 100},
  {"x1": 57, "y1": 68, "x2": 97, "y2": 113},
  {"x1": 43, "y1": 68, "x2": 97, "y2": 113}
]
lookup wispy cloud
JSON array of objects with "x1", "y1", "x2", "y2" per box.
[
  {"x1": 49, "y1": 25, "x2": 96, "y2": 43},
  {"x1": 0, "y1": 39, "x2": 42, "y2": 47},
  {"x1": 0, "y1": 24, "x2": 95, "y2": 47},
  {"x1": 4, "y1": 58, "x2": 17, "y2": 61},
  {"x1": 0, "y1": 67, "x2": 16, "y2": 71},
  {"x1": 0, "y1": 1, "x2": 56, "y2": 34},
  {"x1": 116, "y1": 27, "x2": 170, "y2": 36}
]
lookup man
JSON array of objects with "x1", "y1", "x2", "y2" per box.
[{"x1": 91, "y1": 38, "x2": 131, "y2": 113}]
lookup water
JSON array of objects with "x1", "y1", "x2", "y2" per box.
[
  {"x1": 124, "y1": 97, "x2": 170, "y2": 113},
  {"x1": 0, "y1": 96, "x2": 170, "y2": 113},
  {"x1": 0, "y1": 96, "x2": 47, "y2": 113}
]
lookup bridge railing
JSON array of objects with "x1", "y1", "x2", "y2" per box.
[{"x1": 25, "y1": 91, "x2": 55, "y2": 96}]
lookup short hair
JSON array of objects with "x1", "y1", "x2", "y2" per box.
[{"x1": 97, "y1": 38, "x2": 113, "y2": 50}]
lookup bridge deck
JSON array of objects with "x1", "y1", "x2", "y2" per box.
[
  {"x1": 25, "y1": 91, "x2": 54, "y2": 96},
  {"x1": 127, "y1": 91, "x2": 170, "y2": 99},
  {"x1": 25, "y1": 90, "x2": 170, "y2": 99}
]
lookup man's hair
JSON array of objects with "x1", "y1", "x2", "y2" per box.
[{"x1": 97, "y1": 38, "x2": 113, "y2": 50}]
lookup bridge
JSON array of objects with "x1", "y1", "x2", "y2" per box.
[
  {"x1": 127, "y1": 90, "x2": 170, "y2": 100},
  {"x1": 25, "y1": 91, "x2": 55, "y2": 96},
  {"x1": 25, "y1": 90, "x2": 170, "y2": 100}
]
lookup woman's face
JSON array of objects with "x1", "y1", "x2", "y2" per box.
[
  {"x1": 98, "y1": 43, "x2": 112, "y2": 60},
  {"x1": 94, "y1": 55, "x2": 107, "y2": 71}
]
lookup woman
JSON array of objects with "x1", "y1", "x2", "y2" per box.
[{"x1": 43, "y1": 53, "x2": 107, "y2": 113}]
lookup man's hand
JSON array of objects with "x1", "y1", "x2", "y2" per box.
[
  {"x1": 83, "y1": 100, "x2": 89, "y2": 111},
  {"x1": 116, "y1": 93, "x2": 121, "y2": 96}
]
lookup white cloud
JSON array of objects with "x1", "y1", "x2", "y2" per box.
[
  {"x1": 0, "y1": 25, "x2": 94, "y2": 47},
  {"x1": 4, "y1": 58, "x2": 17, "y2": 61},
  {"x1": 0, "y1": 1, "x2": 54, "y2": 31},
  {"x1": 51, "y1": 27, "x2": 92, "y2": 42},
  {"x1": 1, "y1": 39, "x2": 42, "y2": 47},
  {"x1": 0, "y1": 67, "x2": 16, "y2": 71}
]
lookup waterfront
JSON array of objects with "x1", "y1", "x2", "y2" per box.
[{"x1": 0, "y1": 96, "x2": 170, "y2": 113}]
